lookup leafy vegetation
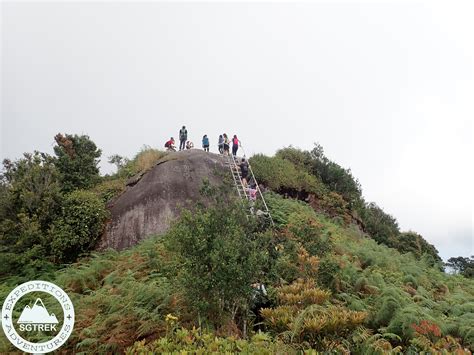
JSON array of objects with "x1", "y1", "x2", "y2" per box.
[
  {"x1": 49, "y1": 190, "x2": 108, "y2": 263},
  {"x1": 0, "y1": 137, "x2": 168, "y2": 278},
  {"x1": 252, "y1": 145, "x2": 443, "y2": 265},
  {"x1": 0, "y1": 136, "x2": 472, "y2": 354},
  {"x1": 163, "y1": 202, "x2": 272, "y2": 328}
]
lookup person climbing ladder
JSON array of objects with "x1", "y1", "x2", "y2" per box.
[{"x1": 240, "y1": 157, "x2": 249, "y2": 187}]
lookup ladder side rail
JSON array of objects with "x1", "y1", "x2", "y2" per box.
[
  {"x1": 230, "y1": 155, "x2": 249, "y2": 199},
  {"x1": 239, "y1": 144, "x2": 274, "y2": 226},
  {"x1": 228, "y1": 155, "x2": 247, "y2": 200}
]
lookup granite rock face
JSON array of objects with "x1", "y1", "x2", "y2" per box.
[{"x1": 97, "y1": 149, "x2": 229, "y2": 251}]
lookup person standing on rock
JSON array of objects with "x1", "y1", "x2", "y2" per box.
[
  {"x1": 232, "y1": 135, "x2": 240, "y2": 157},
  {"x1": 223, "y1": 134, "x2": 230, "y2": 155},
  {"x1": 218, "y1": 135, "x2": 224, "y2": 154},
  {"x1": 179, "y1": 126, "x2": 188, "y2": 151},
  {"x1": 202, "y1": 135, "x2": 210, "y2": 152}
]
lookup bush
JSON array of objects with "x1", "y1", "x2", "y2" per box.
[
  {"x1": 49, "y1": 190, "x2": 109, "y2": 262},
  {"x1": 126, "y1": 327, "x2": 295, "y2": 354},
  {"x1": 91, "y1": 178, "x2": 126, "y2": 203},
  {"x1": 115, "y1": 146, "x2": 167, "y2": 178},
  {"x1": 286, "y1": 212, "x2": 333, "y2": 257},
  {"x1": 309, "y1": 143, "x2": 363, "y2": 208},
  {"x1": 396, "y1": 232, "x2": 442, "y2": 267},
  {"x1": 249, "y1": 154, "x2": 322, "y2": 196},
  {"x1": 360, "y1": 202, "x2": 400, "y2": 246},
  {"x1": 164, "y1": 202, "x2": 271, "y2": 326},
  {"x1": 263, "y1": 192, "x2": 317, "y2": 227},
  {"x1": 275, "y1": 146, "x2": 314, "y2": 172}
]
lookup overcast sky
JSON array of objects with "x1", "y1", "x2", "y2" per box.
[{"x1": 1, "y1": 1, "x2": 472, "y2": 260}]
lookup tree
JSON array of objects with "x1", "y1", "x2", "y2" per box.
[
  {"x1": 54, "y1": 133, "x2": 102, "y2": 191},
  {"x1": 164, "y1": 202, "x2": 271, "y2": 327},
  {"x1": 108, "y1": 154, "x2": 129, "y2": 172},
  {"x1": 446, "y1": 256, "x2": 474, "y2": 278},
  {"x1": 0, "y1": 152, "x2": 62, "y2": 276}
]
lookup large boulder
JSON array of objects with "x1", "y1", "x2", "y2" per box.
[{"x1": 97, "y1": 150, "x2": 230, "y2": 251}]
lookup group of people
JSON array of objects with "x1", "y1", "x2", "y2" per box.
[
  {"x1": 164, "y1": 126, "x2": 242, "y2": 157},
  {"x1": 217, "y1": 133, "x2": 241, "y2": 157},
  {"x1": 164, "y1": 126, "x2": 190, "y2": 151},
  {"x1": 164, "y1": 126, "x2": 260, "y2": 205}
]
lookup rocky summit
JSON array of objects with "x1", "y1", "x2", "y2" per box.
[{"x1": 97, "y1": 149, "x2": 229, "y2": 251}]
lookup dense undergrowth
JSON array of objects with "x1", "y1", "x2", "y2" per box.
[
  {"x1": 1, "y1": 135, "x2": 473, "y2": 353},
  {"x1": 1, "y1": 193, "x2": 472, "y2": 353}
]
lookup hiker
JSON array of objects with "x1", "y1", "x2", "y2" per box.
[
  {"x1": 223, "y1": 133, "x2": 230, "y2": 155},
  {"x1": 202, "y1": 135, "x2": 210, "y2": 152},
  {"x1": 218, "y1": 135, "x2": 224, "y2": 154},
  {"x1": 251, "y1": 281, "x2": 270, "y2": 332},
  {"x1": 186, "y1": 141, "x2": 194, "y2": 150},
  {"x1": 179, "y1": 125, "x2": 187, "y2": 151},
  {"x1": 248, "y1": 183, "x2": 257, "y2": 202},
  {"x1": 164, "y1": 137, "x2": 176, "y2": 151},
  {"x1": 232, "y1": 135, "x2": 240, "y2": 157},
  {"x1": 240, "y1": 158, "x2": 249, "y2": 187}
]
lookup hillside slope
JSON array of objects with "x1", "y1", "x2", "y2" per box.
[{"x1": 1, "y1": 139, "x2": 472, "y2": 354}]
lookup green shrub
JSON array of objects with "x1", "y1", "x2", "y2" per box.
[
  {"x1": 163, "y1": 202, "x2": 271, "y2": 326},
  {"x1": 263, "y1": 192, "x2": 317, "y2": 227},
  {"x1": 386, "y1": 305, "x2": 438, "y2": 342},
  {"x1": 250, "y1": 154, "x2": 322, "y2": 195},
  {"x1": 49, "y1": 190, "x2": 109, "y2": 262},
  {"x1": 360, "y1": 202, "x2": 399, "y2": 246},
  {"x1": 397, "y1": 231, "x2": 443, "y2": 267},
  {"x1": 317, "y1": 256, "x2": 341, "y2": 290},
  {"x1": 126, "y1": 327, "x2": 295, "y2": 354},
  {"x1": 91, "y1": 177, "x2": 126, "y2": 203},
  {"x1": 286, "y1": 212, "x2": 333, "y2": 257},
  {"x1": 308, "y1": 143, "x2": 363, "y2": 208},
  {"x1": 115, "y1": 146, "x2": 167, "y2": 178}
]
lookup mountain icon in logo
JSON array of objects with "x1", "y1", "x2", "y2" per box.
[{"x1": 17, "y1": 298, "x2": 59, "y2": 324}]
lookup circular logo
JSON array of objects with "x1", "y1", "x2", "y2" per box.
[{"x1": 1, "y1": 280, "x2": 75, "y2": 354}]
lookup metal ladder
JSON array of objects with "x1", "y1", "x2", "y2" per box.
[
  {"x1": 227, "y1": 154, "x2": 249, "y2": 201},
  {"x1": 225, "y1": 151, "x2": 274, "y2": 226}
]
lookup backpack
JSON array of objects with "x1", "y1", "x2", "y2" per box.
[
  {"x1": 165, "y1": 141, "x2": 171, "y2": 148},
  {"x1": 233, "y1": 137, "x2": 239, "y2": 145},
  {"x1": 180, "y1": 129, "x2": 187, "y2": 140}
]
